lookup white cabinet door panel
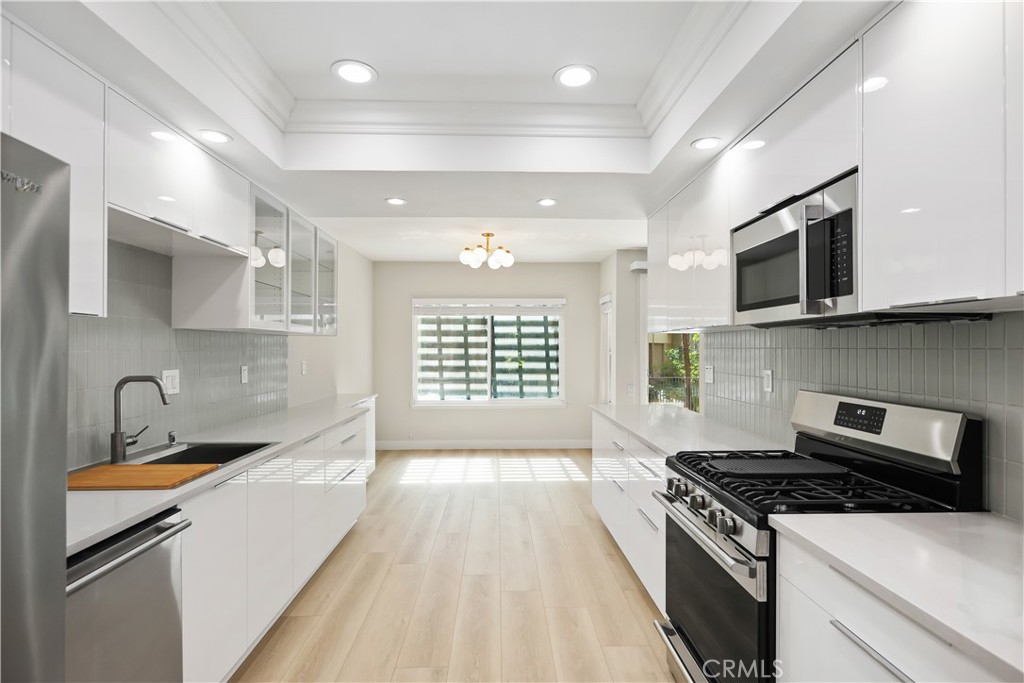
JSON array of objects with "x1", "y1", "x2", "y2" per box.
[
  {"x1": 247, "y1": 452, "x2": 293, "y2": 643},
  {"x1": 193, "y1": 154, "x2": 249, "y2": 254},
  {"x1": 647, "y1": 205, "x2": 670, "y2": 333},
  {"x1": 181, "y1": 473, "x2": 247, "y2": 683},
  {"x1": 325, "y1": 426, "x2": 366, "y2": 554},
  {"x1": 292, "y1": 435, "x2": 326, "y2": 589},
  {"x1": 1006, "y1": 0, "x2": 1023, "y2": 297},
  {"x1": 861, "y1": 2, "x2": 1007, "y2": 309},
  {"x1": 8, "y1": 25, "x2": 106, "y2": 316}
]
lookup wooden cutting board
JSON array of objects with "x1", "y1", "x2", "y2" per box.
[{"x1": 68, "y1": 463, "x2": 218, "y2": 490}]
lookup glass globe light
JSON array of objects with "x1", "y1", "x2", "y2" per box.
[
  {"x1": 267, "y1": 246, "x2": 287, "y2": 268},
  {"x1": 668, "y1": 253, "x2": 686, "y2": 271},
  {"x1": 250, "y1": 246, "x2": 265, "y2": 268},
  {"x1": 459, "y1": 248, "x2": 473, "y2": 265},
  {"x1": 470, "y1": 258, "x2": 483, "y2": 269},
  {"x1": 471, "y1": 244, "x2": 486, "y2": 261},
  {"x1": 692, "y1": 249, "x2": 706, "y2": 268},
  {"x1": 487, "y1": 252, "x2": 503, "y2": 269}
]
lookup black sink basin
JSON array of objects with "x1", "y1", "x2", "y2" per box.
[{"x1": 149, "y1": 443, "x2": 272, "y2": 466}]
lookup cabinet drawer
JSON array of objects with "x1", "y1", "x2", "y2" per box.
[
  {"x1": 778, "y1": 536, "x2": 1006, "y2": 682},
  {"x1": 324, "y1": 417, "x2": 363, "y2": 450},
  {"x1": 618, "y1": 496, "x2": 666, "y2": 614}
]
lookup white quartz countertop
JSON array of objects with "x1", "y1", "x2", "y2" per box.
[
  {"x1": 591, "y1": 403, "x2": 791, "y2": 455},
  {"x1": 66, "y1": 393, "x2": 375, "y2": 555},
  {"x1": 771, "y1": 513, "x2": 1024, "y2": 680}
]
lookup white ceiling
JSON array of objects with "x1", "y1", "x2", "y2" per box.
[{"x1": 5, "y1": 1, "x2": 887, "y2": 263}]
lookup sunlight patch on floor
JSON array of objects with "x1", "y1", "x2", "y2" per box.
[{"x1": 399, "y1": 456, "x2": 588, "y2": 484}]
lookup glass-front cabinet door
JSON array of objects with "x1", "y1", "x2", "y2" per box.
[
  {"x1": 251, "y1": 188, "x2": 288, "y2": 330},
  {"x1": 288, "y1": 214, "x2": 316, "y2": 333},
  {"x1": 316, "y1": 230, "x2": 338, "y2": 335}
]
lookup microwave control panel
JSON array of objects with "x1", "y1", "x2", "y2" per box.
[
  {"x1": 829, "y1": 209, "x2": 854, "y2": 297},
  {"x1": 834, "y1": 401, "x2": 886, "y2": 435}
]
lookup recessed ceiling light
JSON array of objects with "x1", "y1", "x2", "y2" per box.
[
  {"x1": 691, "y1": 137, "x2": 721, "y2": 150},
  {"x1": 554, "y1": 64, "x2": 597, "y2": 88},
  {"x1": 385, "y1": 197, "x2": 407, "y2": 206},
  {"x1": 861, "y1": 76, "x2": 889, "y2": 93},
  {"x1": 332, "y1": 60, "x2": 378, "y2": 84},
  {"x1": 740, "y1": 140, "x2": 765, "y2": 150},
  {"x1": 150, "y1": 131, "x2": 177, "y2": 142},
  {"x1": 537, "y1": 198, "x2": 558, "y2": 207},
  {"x1": 157, "y1": 196, "x2": 176, "y2": 202},
  {"x1": 198, "y1": 129, "x2": 232, "y2": 144},
  {"x1": 901, "y1": 207, "x2": 922, "y2": 214}
]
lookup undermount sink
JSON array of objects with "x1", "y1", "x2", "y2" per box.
[{"x1": 128, "y1": 442, "x2": 274, "y2": 466}]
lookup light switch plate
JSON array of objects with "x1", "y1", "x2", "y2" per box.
[
  {"x1": 240, "y1": 365, "x2": 248, "y2": 384},
  {"x1": 301, "y1": 360, "x2": 308, "y2": 375},
  {"x1": 704, "y1": 365, "x2": 715, "y2": 384},
  {"x1": 626, "y1": 384, "x2": 635, "y2": 397},
  {"x1": 161, "y1": 369, "x2": 179, "y2": 395},
  {"x1": 762, "y1": 370, "x2": 773, "y2": 393}
]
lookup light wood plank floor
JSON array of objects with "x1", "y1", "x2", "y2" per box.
[{"x1": 232, "y1": 449, "x2": 671, "y2": 683}]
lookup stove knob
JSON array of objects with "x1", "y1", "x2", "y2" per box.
[
  {"x1": 667, "y1": 478, "x2": 683, "y2": 497},
  {"x1": 687, "y1": 494, "x2": 707, "y2": 511},
  {"x1": 706, "y1": 508, "x2": 721, "y2": 526},
  {"x1": 716, "y1": 516, "x2": 738, "y2": 535}
]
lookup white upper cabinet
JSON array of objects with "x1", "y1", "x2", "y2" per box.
[
  {"x1": 1005, "y1": 0, "x2": 1023, "y2": 297},
  {"x1": 646, "y1": 204, "x2": 670, "y2": 333},
  {"x1": 664, "y1": 159, "x2": 732, "y2": 330},
  {"x1": 251, "y1": 187, "x2": 289, "y2": 330},
  {"x1": 861, "y1": 1, "x2": 1009, "y2": 309},
  {"x1": 192, "y1": 153, "x2": 249, "y2": 255},
  {"x1": 316, "y1": 230, "x2": 339, "y2": 336},
  {"x1": 107, "y1": 90, "x2": 198, "y2": 233},
  {"x1": 288, "y1": 213, "x2": 317, "y2": 334},
  {"x1": 6, "y1": 24, "x2": 106, "y2": 316},
  {"x1": 729, "y1": 45, "x2": 858, "y2": 229}
]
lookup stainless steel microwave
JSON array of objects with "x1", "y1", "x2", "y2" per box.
[{"x1": 732, "y1": 171, "x2": 857, "y2": 326}]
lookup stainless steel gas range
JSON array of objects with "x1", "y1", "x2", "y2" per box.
[{"x1": 653, "y1": 390, "x2": 984, "y2": 683}]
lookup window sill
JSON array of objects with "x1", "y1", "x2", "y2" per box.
[{"x1": 411, "y1": 399, "x2": 567, "y2": 409}]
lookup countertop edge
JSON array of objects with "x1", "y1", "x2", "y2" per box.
[
  {"x1": 770, "y1": 515, "x2": 1024, "y2": 680},
  {"x1": 66, "y1": 397, "x2": 371, "y2": 555}
]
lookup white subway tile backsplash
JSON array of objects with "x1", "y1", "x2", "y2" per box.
[
  {"x1": 67, "y1": 242, "x2": 288, "y2": 471},
  {"x1": 703, "y1": 312, "x2": 1024, "y2": 520}
]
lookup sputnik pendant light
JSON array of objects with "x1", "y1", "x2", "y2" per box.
[{"x1": 459, "y1": 232, "x2": 514, "y2": 270}]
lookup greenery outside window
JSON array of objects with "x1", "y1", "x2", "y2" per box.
[
  {"x1": 413, "y1": 299, "x2": 565, "y2": 404},
  {"x1": 649, "y1": 332, "x2": 700, "y2": 411}
]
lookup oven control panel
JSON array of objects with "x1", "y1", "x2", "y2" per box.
[{"x1": 834, "y1": 401, "x2": 886, "y2": 435}]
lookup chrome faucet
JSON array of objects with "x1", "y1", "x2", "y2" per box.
[{"x1": 110, "y1": 375, "x2": 170, "y2": 463}]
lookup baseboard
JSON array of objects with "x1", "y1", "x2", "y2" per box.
[{"x1": 376, "y1": 439, "x2": 592, "y2": 451}]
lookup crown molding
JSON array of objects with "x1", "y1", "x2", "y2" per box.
[
  {"x1": 287, "y1": 100, "x2": 648, "y2": 138},
  {"x1": 636, "y1": 1, "x2": 747, "y2": 132},
  {"x1": 153, "y1": 2, "x2": 294, "y2": 130}
]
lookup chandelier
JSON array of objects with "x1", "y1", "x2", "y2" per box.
[{"x1": 458, "y1": 232, "x2": 515, "y2": 270}]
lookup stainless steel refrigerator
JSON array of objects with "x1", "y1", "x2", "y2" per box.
[{"x1": 1, "y1": 133, "x2": 70, "y2": 681}]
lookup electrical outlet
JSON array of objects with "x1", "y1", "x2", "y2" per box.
[
  {"x1": 626, "y1": 384, "x2": 635, "y2": 397},
  {"x1": 161, "y1": 369, "x2": 179, "y2": 395},
  {"x1": 301, "y1": 360, "x2": 308, "y2": 375},
  {"x1": 762, "y1": 370, "x2": 773, "y2": 393},
  {"x1": 703, "y1": 365, "x2": 715, "y2": 385},
  {"x1": 240, "y1": 365, "x2": 248, "y2": 384}
]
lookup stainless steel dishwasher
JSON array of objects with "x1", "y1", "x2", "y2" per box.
[{"x1": 66, "y1": 509, "x2": 192, "y2": 682}]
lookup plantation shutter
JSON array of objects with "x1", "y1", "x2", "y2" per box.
[{"x1": 413, "y1": 299, "x2": 565, "y2": 402}]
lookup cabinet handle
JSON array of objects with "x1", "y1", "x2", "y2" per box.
[
  {"x1": 304, "y1": 435, "x2": 320, "y2": 444},
  {"x1": 636, "y1": 507, "x2": 659, "y2": 531},
  {"x1": 198, "y1": 234, "x2": 234, "y2": 250},
  {"x1": 759, "y1": 194, "x2": 800, "y2": 215},
  {"x1": 611, "y1": 440, "x2": 625, "y2": 451},
  {"x1": 340, "y1": 433, "x2": 358, "y2": 445},
  {"x1": 339, "y1": 465, "x2": 359, "y2": 482},
  {"x1": 888, "y1": 296, "x2": 979, "y2": 309},
  {"x1": 147, "y1": 215, "x2": 189, "y2": 233},
  {"x1": 829, "y1": 619, "x2": 914, "y2": 683},
  {"x1": 611, "y1": 478, "x2": 624, "y2": 492},
  {"x1": 633, "y1": 457, "x2": 661, "y2": 479},
  {"x1": 213, "y1": 473, "x2": 245, "y2": 489}
]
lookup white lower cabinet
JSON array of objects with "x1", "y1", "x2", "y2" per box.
[
  {"x1": 181, "y1": 472, "x2": 247, "y2": 683},
  {"x1": 357, "y1": 398, "x2": 377, "y2": 476},
  {"x1": 324, "y1": 418, "x2": 367, "y2": 556},
  {"x1": 777, "y1": 535, "x2": 1007, "y2": 682},
  {"x1": 591, "y1": 413, "x2": 666, "y2": 613},
  {"x1": 246, "y1": 452, "x2": 293, "y2": 643},
  {"x1": 292, "y1": 435, "x2": 326, "y2": 590}
]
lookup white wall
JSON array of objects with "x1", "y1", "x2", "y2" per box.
[
  {"x1": 599, "y1": 249, "x2": 648, "y2": 406},
  {"x1": 288, "y1": 240, "x2": 374, "y2": 405},
  {"x1": 373, "y1": 262, "x2": 600, "y2": 449}
]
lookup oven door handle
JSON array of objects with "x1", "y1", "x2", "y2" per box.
[{"x1": 653, "y1": 491, "x2": 756, "y2": 579}]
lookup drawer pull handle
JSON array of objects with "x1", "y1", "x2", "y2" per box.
[
  {"x1": 611, "y1": 440, "x2": 625, "y2": 451},
  {"x1": 340, "y1": 433, "x2": 358, "y2": 445},
  {"x1": 636, "y1": 507, "x2": 659, "y2": 531},
  {"x1": 339, "y1": 465, "x2": 359, "y2": 482},
  {"x1": 829, "y1": 619, "x2": 914, "y2": 683},
  {"x1": 304, "y1": 435, "x2": 321, "y2": 444},
  {"x1": 611, "y1": 478, "x2": 624, "y2": 492},
  {"x1": 634, "y1": 457, "x2": 661, "y2": 479}
]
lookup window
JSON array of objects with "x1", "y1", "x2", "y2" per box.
[
  {"x1": 648, "y1": 332, "x2": 700, "y2": 412},
  {"x1": 413, "y1": 299, "x2": 565, "y2": 404}
]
